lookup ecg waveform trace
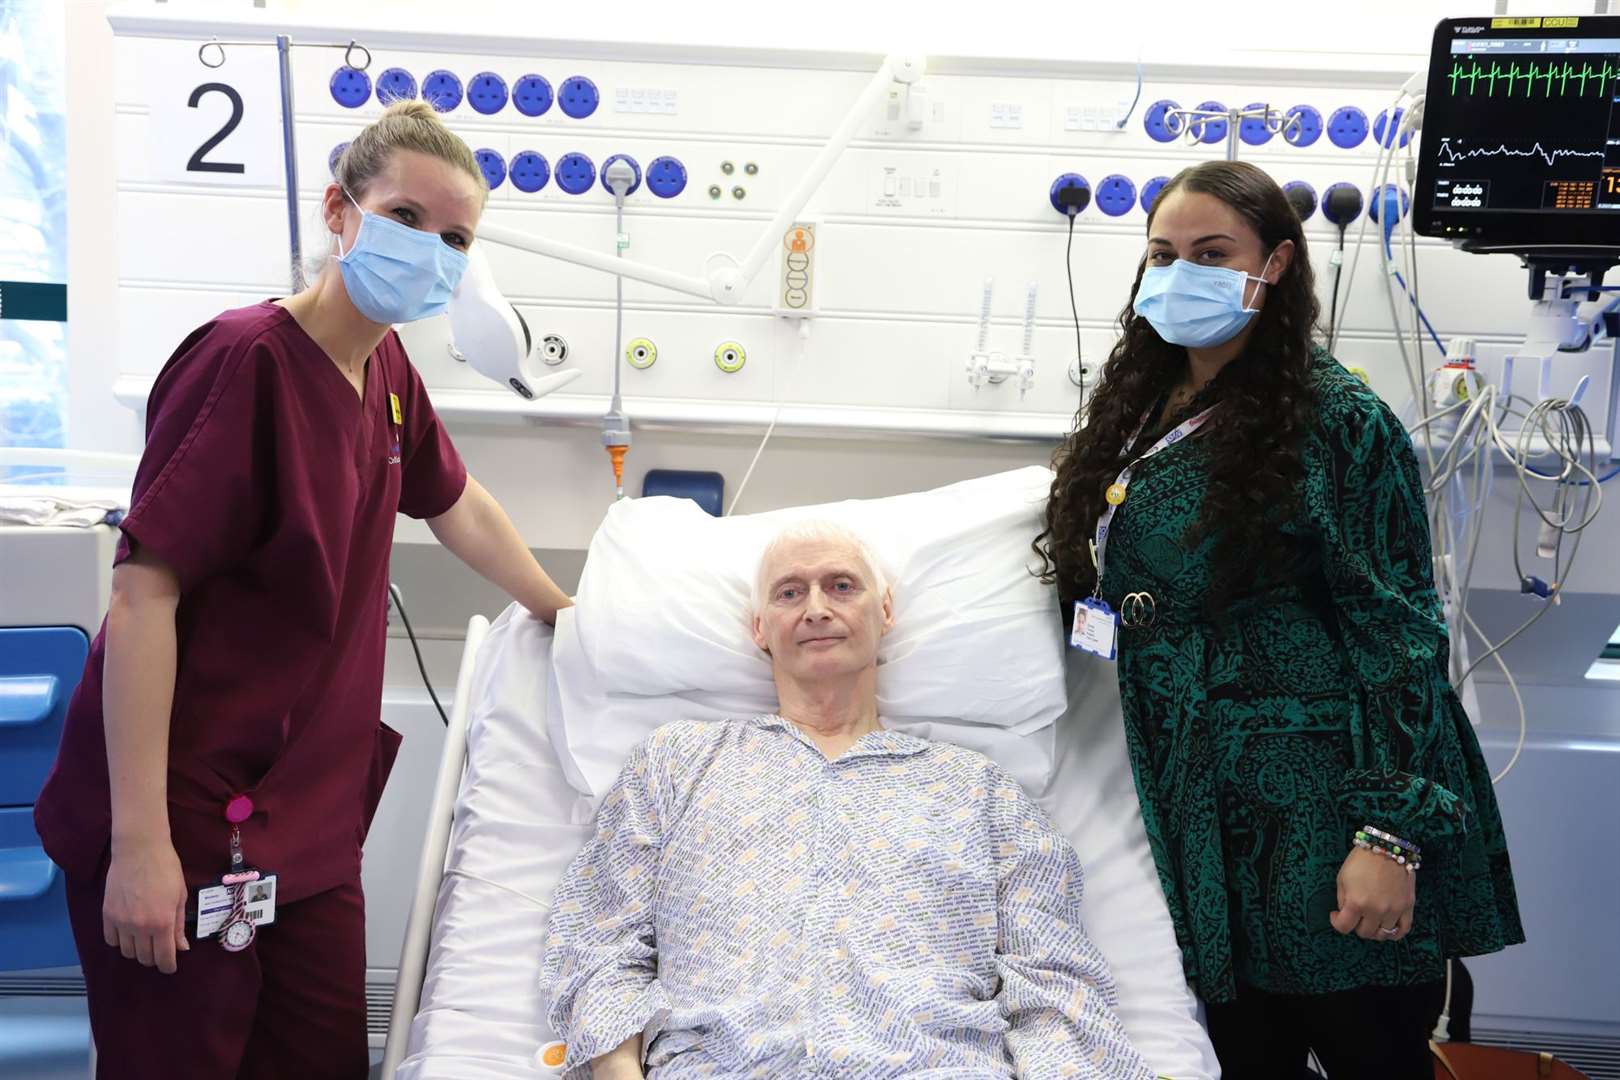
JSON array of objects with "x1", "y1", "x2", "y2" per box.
[
  {"x1": 1446, "y1": 56, "x2": 1620, "y2": 97},
  {"x1": 1436, "y1": 137, "x2": 1606, "y2": 167}
]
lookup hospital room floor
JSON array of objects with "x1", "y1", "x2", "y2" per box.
[{"x1": 0, "y1": 997, "x2": 384, "y2": 1079}]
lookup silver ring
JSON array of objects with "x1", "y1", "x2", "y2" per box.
[
  {"x1": 1121, "y1": 591, "x2": 1157, "y2": 629},
  {"x1": 1378, "y1": 925, "x2": 1400, "y2": 936},
  {"x1": 344, "y1": 40, "x2": 373, "y2": 72},
  {"x1": 198, "y1": 39, "x2": 227, "y2": 69}
]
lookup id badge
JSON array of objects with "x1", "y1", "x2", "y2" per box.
[
  {"x1": 1070, "y1": 599, "x2": 1119, "y2": 661},
  {"x1": 196, "y1": 872, "x2": 278, "y2": 939}
]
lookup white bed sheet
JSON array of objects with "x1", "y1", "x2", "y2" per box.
[{"x1": 394, "y1": 606, "x2": 1218, "y2": 1080}]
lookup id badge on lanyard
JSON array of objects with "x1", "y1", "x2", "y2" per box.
[
  {"x1": 1072, "y1": 405, "x2": 1216, "y2": 661},
  {"x1": 195, "y1": 795, "x2": 278, "y2": 952}
]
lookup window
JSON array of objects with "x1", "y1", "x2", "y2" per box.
[{"x1": 0, "y1": 0, "x2": 67, "y2": 471}]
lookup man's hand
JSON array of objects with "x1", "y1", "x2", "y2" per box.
[
  {"x1": 1330, "y1": 846, "x2": 1416, "y2": 941},
  {"x1": 590, "y1": 1035, "x2": 644, "y2": 1080}
]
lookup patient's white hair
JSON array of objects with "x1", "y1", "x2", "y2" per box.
[{"x1": 751, "y1": 521, "x2": 890, "y2": 614}]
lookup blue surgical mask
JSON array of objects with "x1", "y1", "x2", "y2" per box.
[
  {"x1": 334, "y1": 190, "x2": 468, "y2": 325},
  {"x1": 1132, "y1": 251, "x2": 1276, "y2": 349}
]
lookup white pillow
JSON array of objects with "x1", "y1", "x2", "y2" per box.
[{"x1": 571, "y1": 466, "x2": 1066, "y2": 735}]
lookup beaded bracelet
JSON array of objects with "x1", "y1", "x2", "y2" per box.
[
  {"x1": 1362, "y1": 825, "x2": 1421, "y2": 856},
  {"x1": 1354, "y1": 828, "x2": 1422, "y2": 872}
]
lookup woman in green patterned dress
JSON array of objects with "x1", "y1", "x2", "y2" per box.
[{"x1": 1036, "y1": 161, "x2": 1522, "y2": 1078}]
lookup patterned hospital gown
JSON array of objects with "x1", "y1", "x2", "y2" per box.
[{"x1": 539, "y1": 716, "x2": 1152, "y2": 1080}]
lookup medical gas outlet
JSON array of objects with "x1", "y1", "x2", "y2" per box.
[{"x1": 714, "y1": 342, "x2": 747, "y2": 374}]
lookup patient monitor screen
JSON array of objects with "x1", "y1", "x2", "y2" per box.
[{"x1": 1414, "y1": 14, "x2": 1620, "y2": 244}]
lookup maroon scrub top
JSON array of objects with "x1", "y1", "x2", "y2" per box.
[{"x1": 35, "y1": 301, "x2": 467, "y2": 904}]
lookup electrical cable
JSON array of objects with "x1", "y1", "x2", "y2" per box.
[
  {"x1": 388, "y1": 583, "x2": 449, "y2": 727},
  {"x1": 1114, "y1": 57, "x2": 1144, "y2": 130},
  {"x1": 1066, "y1": 214, "x2": 1084, "y2": 399},
  {"x1": 727, "y1": 320, "x2": 809, "y2": 516}
]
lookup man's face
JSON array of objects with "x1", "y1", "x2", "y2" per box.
[{"x1": 752, "y1": 535, "x2": 893, "y2": 684}]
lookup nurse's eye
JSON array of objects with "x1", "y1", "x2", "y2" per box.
[
  {"x1": 1148, "y1": 250, "x2": 1175, "y2": 265},
  {"x1": 1196, "y1": 248, "x2": 1229, "y2": 263},
  {"x1": 441, "y1": 232, "x2": 469, "y2": 250},
  {"x1": 392, "y1": 206, "x2": 418, "y2": 226}
]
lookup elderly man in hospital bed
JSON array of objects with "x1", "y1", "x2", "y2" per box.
[{"x1": 538, "y1": 522, "x2": 1154, "y2": 1080}]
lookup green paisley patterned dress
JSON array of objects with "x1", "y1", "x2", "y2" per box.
[{"x1": 1094, "y1": 350, "x2": 1523, "y2": 1004}]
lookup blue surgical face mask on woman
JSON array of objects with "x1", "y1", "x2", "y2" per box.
[
  {"x1": 1132, "y1": 249, "x2": 1277, "y2": 349},
  {"x1": 333, "y1": 189, "x2": 468, "y2": 325}
]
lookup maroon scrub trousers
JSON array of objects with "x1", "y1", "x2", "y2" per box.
[{"x1": 35, "y1": 301, "x2": 468, "y2": 1078}]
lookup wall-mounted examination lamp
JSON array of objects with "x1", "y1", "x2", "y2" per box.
[
  {"x1": 447, "y1": 242, "x2": 583, "y2": 400},
  {"x1": 471, "y1": 53, "x2": 927, "y2": 305}
]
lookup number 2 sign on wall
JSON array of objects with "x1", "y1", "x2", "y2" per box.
[{"x1": 149, "y1": 41, "x2": 281, "y2": 187}]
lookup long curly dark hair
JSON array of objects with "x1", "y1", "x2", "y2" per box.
[{"x1": 1035, "y1": 160, "x2": 1321, "y2": 611}]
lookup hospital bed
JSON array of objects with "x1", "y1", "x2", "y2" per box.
[{"x1": 382, "y1": 467, "x2": 1220, "y2": 1079}]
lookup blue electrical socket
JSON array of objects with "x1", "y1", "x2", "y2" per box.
[
  {"x1": 1283, "y1": 105, "x2": 1323, "y2": 148},
  {"x1": 1368, "y1": 182, "x2": 1410, "y2": 224},
  {"x1": 328, "y1": 142, "x2": 349, "y2": 177},
  {"x1": 422, "y1": 70, "x2": 464, "y2": 112},
  {"x1": 1096, "y1": 174, "x2": 1136, "y2": 217},
  {"x1": 1143, "y1": 99, "x2": 1182, "y2": 143},
  {"x1": 376, "y1": 68, "x2": 416, "y2": 104},
  {"x1": 555, "y1": 152, "x2": 596, "y2": 195},
  {"x1": 1191, "y1": 101, "x2": 1228, "y2": 145},
  {"x1": 474, "y1": 148, "x2": 507, "y2": 191},
  {"x1": 1372, "y1": 107, "x2": 1411, "y2": 149},
  {"x1": 1049, "y1": 172, "x2": 1089, "y2": 215},
  {"x1": 559, "y1": 76, "x2": 599, "y2": 119},
  {"x1": 1239, "y1": 103, "x2": 1274, "y2": 147},
  {"x1": 601, "y1": 154, "x2": 642, "y2": 196},
  {"x1": 1322, "y1": 181, "x2": 1364, "y2": 226},
  {"x1": 1283, "y1": 180, "x2": 1318, "y2": 221},
  {"x1": 513, "y1": 74, "x2": 553, "y2": 117},
  {"x1": 468, "y1": 72, "x2": 509, "y2": 115},
  {"x1": 509, "y1": 151, "x2": 550, "y2": 193},
  {"x1": 1327, "y1": 106, "x2": 1368, "y2": 150},
  {"x1": 329, "y1": 66, "x2": 371, "y2": 109},
  {"x1": 646, "y1": 156, "x2": 687, "y2": 199},
  {"x1": 1140, "y1": 175, "x2": 1170, "y2": 214}
]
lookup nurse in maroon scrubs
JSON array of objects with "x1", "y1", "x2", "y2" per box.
[{"x1": 34, "y1": 100, "x2": 569, "y2": 1078}]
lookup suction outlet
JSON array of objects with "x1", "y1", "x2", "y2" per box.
[
  {"x1": 714, "y1": 341, "x2": 747, "y2": 374},
  {"x1": 626, "y1": 338, "x2": 657, "y2": 369}
]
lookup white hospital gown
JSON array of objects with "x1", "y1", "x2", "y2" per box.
[{"x1": 539, "y1": 716, "x2": 1153, "y2": 1079}]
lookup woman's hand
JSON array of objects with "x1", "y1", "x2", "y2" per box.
[
  {"x1": 1330, "y1": 846, "x2": 1416, "y2": 942},
  {"x1": 103, "y1": 834, "x2": 190, "y2": 974}
]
